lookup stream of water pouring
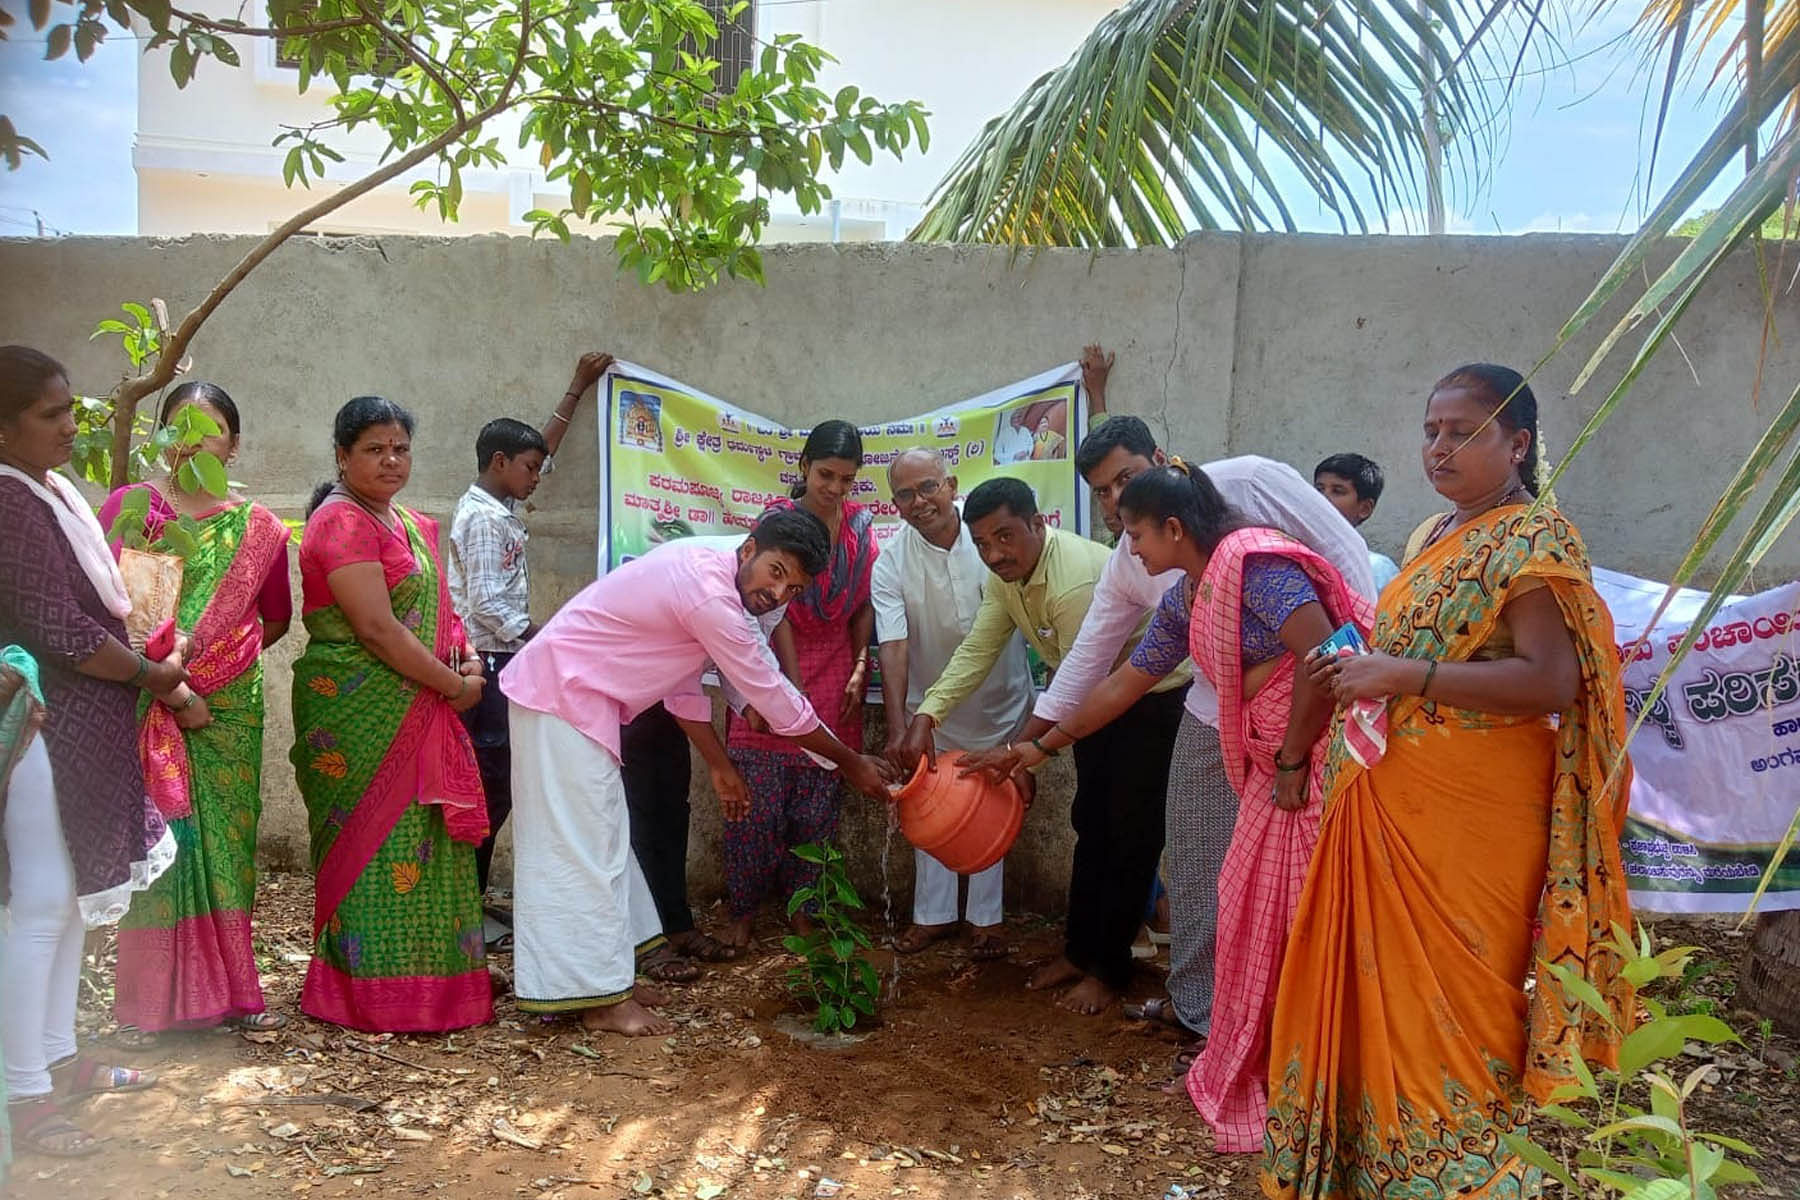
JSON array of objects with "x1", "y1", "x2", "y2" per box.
[{"x1": 879, "y1": 807, "x2": 902, "y2": 1002}]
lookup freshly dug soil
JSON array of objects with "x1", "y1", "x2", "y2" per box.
[{"x1": 11, "y1": 878, "x2": 1796, "y2": 1200}]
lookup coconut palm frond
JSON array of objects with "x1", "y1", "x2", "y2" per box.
[
  {"x1": 909, "y1": 0, "x2": 1524, "y2": 246},
  {"x1": 1538, "y1": 19, "x2": 1800, "y2": 908}
]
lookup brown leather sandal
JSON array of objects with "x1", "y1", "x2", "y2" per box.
[{"x1": 12, "y1": 1098, "x2": 103, "y2": 1157}]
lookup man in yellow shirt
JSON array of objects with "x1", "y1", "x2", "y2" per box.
[{"x1": 894, "y1": 477, "x2": 1188, "y2": 1016}]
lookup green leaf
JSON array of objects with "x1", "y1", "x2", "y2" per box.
[
  {"x1": 27, "y1": 0, "x2": 48, "y2": 30},
  {"x1": 1666, "y1": 1014, "x2": 1739, "y2": 1047},
  {"x1": 1706, "y1": 1160, "x2": 1762, "y2": 1186},
  {"x1": 1619, "y1": 1018, "x2": 1688, "y2": 1077},
  {"x1": 44, "y1": 23, "x2": 71, "y2": 60},
  {"x1": 1590, "y1": 1114, "x2": 1686, "y2": 1143},
  {"x1": 178, "y1": 406, "x2": 221, "y2": 438},
  {"x1": 789, "y1": 843, "x2": 826, "y2": 865},
  {"x1": 192, "y1": 451, "x2": 228, "y2": 497},
  {"x1": 1498, "y1": 1132, "x2": 1579, "y2": 1193},
  {"x1": 158, "y1": 522, "x2": 198, "y2": 558},
  {"x1": 1616, "y1": 1178, "x2": 1689, "y2": 1200},
  {"x1": 1543, "y1": 960, "x2": 1623, "y2": 1031},
  {"x1": 1692, "y1": 1132, "x2": 1760, "y2": 1157},
  {"x1": 169, "y1": 37, "x2": 195, "y2": 87},
  {"x1": 1535, "y1": 1104, "x2": 1592, "y2": 1130},
  {"x1": 1691, "y1": 1142, "x2": 1725, "y2": 1184}
]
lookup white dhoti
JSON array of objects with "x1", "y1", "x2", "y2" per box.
[
  {"x1": 911, "y1": 850, "x2": 1004, "y2": 927},
  {"x1": 509, "y1": 703, "x2": 663, "y2": 1011}
]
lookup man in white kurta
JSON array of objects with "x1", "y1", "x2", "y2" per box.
[{"x1": 872, "y1": 449, "x2": 1034, "y2": 957}]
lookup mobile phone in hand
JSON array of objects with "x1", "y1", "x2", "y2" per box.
[
  {"x1": 1315, "y1": 621, "x2": 1368, "y2": 660},
  {"x1": 145, "y1": 618, "x2": 178, "y2": 662}
]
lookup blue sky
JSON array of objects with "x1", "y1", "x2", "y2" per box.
[{"x1": 0, "y1": 7, "x2": 1746, "y2": 239}]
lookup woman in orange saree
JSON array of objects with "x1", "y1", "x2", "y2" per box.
[{"x1": 1263, "y1": 364, "x2": 1634, "y2": 1199}]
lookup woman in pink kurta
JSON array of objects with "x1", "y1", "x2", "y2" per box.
[{"x1": 722, "y1": 420, "x2": 877, "y2": 949}]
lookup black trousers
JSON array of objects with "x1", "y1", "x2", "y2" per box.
[
  {"x1": 461, "y1": 650, "x2": 515, "y2": 896},
  {"x1": 1065, "y1": 685, "x2": 1187, "y2": 991},
  {"x1": 620, "y1": 702, "x2": 696, "y2": 937}
]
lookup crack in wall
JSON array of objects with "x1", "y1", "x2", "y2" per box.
[{"x1": 1158, "y1": 245, "x2": 1189, "y2": 446}]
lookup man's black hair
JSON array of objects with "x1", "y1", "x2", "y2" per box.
[
  {"x1": 476, "y1": 417, "x2": 549, "y2": 471},
  {"x1": 962, "y1": 476, "x2": 1038, "y2": 524},
  {"x1": 749, "y1": 507, "x2": 831, "y2": 576},
  {"x1": 1313, "y1": 452, "x2": 1385, "y2": 505},
  {"x1": 1074, "y1": 414, "x2": 1159, "y2": 478}
]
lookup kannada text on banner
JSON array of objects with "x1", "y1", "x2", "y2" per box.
[
  {"x1": 1596, "y1": 568, "x2": 1800, "y2": 914},
  {"x1": 598, "y1": 362, "x2": 1085, "y2": 570}
]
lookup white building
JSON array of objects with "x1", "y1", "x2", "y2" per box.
[{"x1": 134, "y1": 1, "x2": 1117, "y2": 241}]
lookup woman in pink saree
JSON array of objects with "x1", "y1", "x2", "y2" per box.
[
  {"x1": 103, "y1": 383, "x2": 294, "y2": 1034},
  {"x1": 290, "y1": 397, "x2": 490, "y2": 1032},
  {"x1": 1000, "y1": 461, "x2": 1370, "y2": 1151}
]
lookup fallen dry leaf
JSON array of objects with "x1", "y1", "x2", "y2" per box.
[{"x1": 493, "y1": 1118, "x2": 544, "y2": 1151}]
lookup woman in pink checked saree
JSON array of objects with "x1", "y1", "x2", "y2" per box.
[
  {"x1": 1180, "y1": 509, "x2": 1372, "y2": 1153},
  {"x1": 993, "y1": 461, "x2": 1370, "y2": 1152},
  {"x1": 102, "y1": 384, "x2": 295, "y2": 1034}
]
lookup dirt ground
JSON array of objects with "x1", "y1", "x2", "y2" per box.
[{"x1": 10, "y1": 876, "x2": 1799, "y2": 1200}]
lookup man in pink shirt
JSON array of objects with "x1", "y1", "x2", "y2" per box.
[{"x1": 500, "y1": 509, "x2": 890, "y2": 1036}]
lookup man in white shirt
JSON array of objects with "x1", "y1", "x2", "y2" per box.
[
  {"x1": 992, "y1": 409, "x2": 1036, "y2": 464},
  {"x1": 872, "y1": 449, "x2": 1035, "y2": 959},
  {"x1": 975, "y1": 412, "x2": 1375, "y2": 1042}
]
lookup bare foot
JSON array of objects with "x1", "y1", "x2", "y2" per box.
[
  {"x1": 632, "y1": 981, "x2": 670, "y2": 1008},
  {"x1": 1027, "y1": 955, "x2": 1084, "y2": 992},
  {"x1": 580, "y1": 997, "x2": 675, "y2": 1037},
  {"x1": 721, "y1": 915, "x2": 753, "y2": 950},
  {"x1": 1058, "y1": 974, "x2": 1120, "y2": 1016}
]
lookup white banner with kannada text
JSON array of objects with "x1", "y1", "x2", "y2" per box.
[{"x1": 1594, "y1": 568, "x2": 1800, "y2": 913}]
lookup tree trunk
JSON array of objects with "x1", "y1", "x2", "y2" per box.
[{"x1": 1741, "y1": 909, "x2": 1800, "y2": 1035}]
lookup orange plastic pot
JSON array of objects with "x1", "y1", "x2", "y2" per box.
[{"x1": 890, "y1": 750, "x2": 1024, "y2": 875}]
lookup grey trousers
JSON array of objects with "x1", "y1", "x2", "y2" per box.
[{"x1": 1165, "y1": 712, "x2": 1238, "y2": 1034}]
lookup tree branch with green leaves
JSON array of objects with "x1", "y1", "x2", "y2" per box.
[{"x1": 0, "y1": 0, "x2": 928, "y2": 486}]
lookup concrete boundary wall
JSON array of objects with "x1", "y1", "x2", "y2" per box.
[{"x1": 2, "y1": 233, "x2": 1794, "y2": 912}]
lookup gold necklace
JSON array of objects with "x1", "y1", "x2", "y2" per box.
[{"x1": 1428, "y1": 481, "x2": 1531, "y2": 547}]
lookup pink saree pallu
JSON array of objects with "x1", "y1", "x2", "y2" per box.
[{"x1": 1183, "y1": 528, "x2": 1373, "y2": 1153}]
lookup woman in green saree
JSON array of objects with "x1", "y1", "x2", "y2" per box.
[
  {"x1": 291, "y1": 397, "x2": 491, "y2": 1032},
  {"x1": 105, "y1": 383, "x2": 294, "y2": 1033}
]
